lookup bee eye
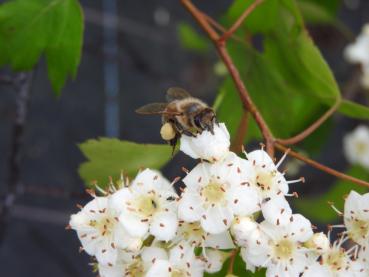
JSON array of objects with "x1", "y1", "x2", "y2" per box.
[{"x1": 194, "y1": 116, "x2": 202, "y2": 128}]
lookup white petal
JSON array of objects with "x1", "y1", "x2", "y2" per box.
[
  {"x1": 201, "y1": 206, "x2": 233, "y2": 234},
  {"x1": 178, "y1": 191, "x2": 204, "y2": 222},
  {"x1": 302, "y1": 262, "x2": 330, "y2": 277},
  {"x1": 180, "y1": 123, "x2": 230, "y2": 162},
  {"x1": 95, "y1": 240, "x2": 118, "y2": 266},
  {"x1": 169, "y1": 243, "x2": 195, "y2": 265},
  {"x1": 182, "y1": 163, "x2": 211, "y2": 190},
  {"x1": 119, "y1": 212, "x2": 149, "y2": 238},
  {"x1": 247, "y1": 149, "x2": 275, "y2": 169},
  {"x1": 110, "y1": 187, "x2": 133, "y2": 212},
  {"x1": 145, "y1": 259, "x2": 171, "y2": 277},
  {"x1": 204, "y1": 249, "x2": 227, "y2": 273},
  {"x1": 261, "y1": 196, "x2": 292, "y2": 226},
  {"x1": 228, "y1": 184, "x2": 260, "y2": 216},
  {"x1": 288, "y1": 213, "x2": 313, "y2": 242},
  {"x1": 141, "y1": 246, "x2": 168, "y2": 265},
  {"x1": 231, "y1": 216, "x2": 258, "y2": 246},
  {"x1": 99, "y1": 262, "x2": 125, "y2": 277},
  {"x1": 114, "y1": 223, "x2": 142, "y2": 252},
  {"x1": 205, "y1": 231, "x2": 235, "y2": 249},
  {"x1": 240, "y1": 243, "x2": 270, "y2": 268},
  {"x1": 150, "y1": 211, "x2": 178, "y2": 241}
]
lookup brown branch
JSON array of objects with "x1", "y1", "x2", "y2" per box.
[
  {"x1": 181, "y1": 0, "x2": 275, "y2": 157},
  {"x1": 219, "y1": 0, "x2": 264, "y2": 43},
  {"x1": 231, "y1": 110, "x2": 249, "y2": 153},
  {"x1": 277, "y1": 98, "x2": 341, "y2": 145},
  {"x1": 228, "y1": 248, "x2": 239, "y2": 274},
  {"x1": 275, "y1": 143, "x2": 369, "y2": 188},
  {"x1": 202, "y1": 13, "x2": 248, "y2": 46}
]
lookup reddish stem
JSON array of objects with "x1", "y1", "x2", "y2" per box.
[{"x1": 275, "y1": 143, "x2": 369, "y2": 188}]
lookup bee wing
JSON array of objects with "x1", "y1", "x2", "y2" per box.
[
  {"x1": 166, "y1": 87, "x2": 191, "y2": 102},
  {"x1": 135, "y1": 103, "x2": 168, "y2": 114}
]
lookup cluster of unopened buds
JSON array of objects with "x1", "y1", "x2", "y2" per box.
[{"x1": 69, "y1": 123, "x2": 369, "y2": 277}]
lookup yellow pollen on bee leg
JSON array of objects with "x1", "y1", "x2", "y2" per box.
[{"x1": 160, "y1": 123, "x2": 176, "y2": 140}]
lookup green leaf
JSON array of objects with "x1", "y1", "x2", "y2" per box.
[
  {"x1": 295, "y1": 165, "x2": 369, "y2": 223},
  {"x1": 0, "y1": 0, "x2": 84, "y2": 95},
  {"x1": 215, "y1": 0, "x2": 367, "y2": 147},
  {"x1": 297, "y1": 0, "x2": 351, "y2": 37},
  {"x1": 224, "y1": 0, "x2": 279, "y2": 34},
  {"x1": 338, "y1": 100, "x2": 369, "y2": 120},
  {"x1": 78, "y1": 138, "x2": 173, "y2": 187},
  {"x1": 300, "y1": 0, "x2": 340, "y2": 16},
  {"x1": 177, "y1": 22, "x2": 210, "y2": 53}
]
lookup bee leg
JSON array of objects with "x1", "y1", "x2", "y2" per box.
[
  {"x1": 169, "y1": 135, "x2": 179, "y2": 156},
  {"x1": 183, "y1": 130, "x2": 195, "y2": 137},
  {"x1": 208, "y1": 123, "x2": 215, "y2": 135}
]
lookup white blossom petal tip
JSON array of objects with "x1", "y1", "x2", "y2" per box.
[{"x1": 180, "y1": 122, "x2": 230, "y2": 162}]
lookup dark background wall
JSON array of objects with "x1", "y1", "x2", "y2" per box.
[{"x1": 0, "y1": 0, "x2": 368, "y2": 276}]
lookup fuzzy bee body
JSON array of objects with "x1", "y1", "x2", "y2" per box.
[{"x1": 136, "y1": 88, "x2": 217, "y2": 151}]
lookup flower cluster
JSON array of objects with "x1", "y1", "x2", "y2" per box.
[
  {"x1": 344, "y1": 23, "x2": 369, "y2": 89},
  {"x1": 69, "y1": 123, "x2": 369, "y2": 277}
]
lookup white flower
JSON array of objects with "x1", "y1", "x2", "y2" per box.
[
  {"x1": 69, "y1": 196, "x2": 142, "y2": 266},
  {"x1": 245, "y1": 149, "x2": 299, "y2": 226},
  {"x1": 343, "y1": 125, "x2": 369, "y2": 170},
  {"x1": 111, "y1": 169, "x2": 179, "y2": 241},
  {"x1": 178, "y1": 152, "x2": 260, "y2": 234},
  {"x1": 175, "y1": 221, "x2": 235, "y2": 249},
  {"x1": 98, "y1": 246, "x2": 168, "y2": 277},
  {"x1": 204, "y1": 249, "x2": 229, "y2": 273},
  {"x1": 303, "y1": 236, "x2": 366, "y2": 277},
  {"x1": 145, "y1": 243, "x2": 204, "y2": 277},
  {"x1": 344, "y1": 190, "x2": 369, "y2": 247},
  {"x1": 344, "y1": 24, "x2": 369, "y2": 65},
  {"x1": 344, "y1": 24, "x2": 369, "y2": 89},
  {"x1": 180, "y1": 122, "x2": 230, "y2": 162},
  {"x1": 241, "y1": 214, "x2": 316, "y2": 277}
]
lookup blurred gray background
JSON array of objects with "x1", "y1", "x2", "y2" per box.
[{"x1": 0, "y1": 0, "x2": 368, "y2": 276}]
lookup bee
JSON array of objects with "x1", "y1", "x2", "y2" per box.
[{"x1": 136, "y1": 87, "x2": 218, "y2": 151}]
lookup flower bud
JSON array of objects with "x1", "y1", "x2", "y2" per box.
[
  {"x1": 231, "y1": 216, "x2": 257, "y2": 246},
  {"x1": 305, "y1": 232, "x2": 330, "y2": 253}
]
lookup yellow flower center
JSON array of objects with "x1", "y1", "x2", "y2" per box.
[
  {"x1": 171, "y1": 269, "x2": 187, "y2": 277},
  {"x1": 89, "y1": 216, "x2": 115, "y2": 237},
  {"x1": 324, "y1": 248, "x2": 347, "y2": 272},
  {"x1": 126, "y1": 259, "x2": 144, "y2": 277},
  {"x1": 256, "y1": 169, "x2": 277, "y2": 191},
  {"x1": 349, "y1": 219, "x2": 369, "y2": 243},
  {"x1": 136, "y1": 195, "x2": 159, "y2": 217},
  {"x1": 355, "y1": 142, "x2": 368, "y2": 154},
  {"x1": 180, "y1": 222, "x2": 204, "y2": 245},
  {"x1": 274, "y1": 239, "x2": 295, "y2": 259},
  {"x1": 202, "y1": 182, "x2": 225, "y2": 205}
]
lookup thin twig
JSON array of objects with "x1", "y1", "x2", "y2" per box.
[
  {"x1": 202, "y1": 13, "x2": 248, "y2": 46},
  {"x1": 181, "y1": 0, "x2": 275, "y2": 156},
  {"x1": 275, "y1": 143, "x2": 369, "y2": 188},
  {"x1": 277, "y1": 98, "x2": 341, "y2": 145},
  {"x1": 228, "y1": 248, "x2": 239, "y2": 274},
  {"x1": 219, "y1": 0, "x2": 264, "y2": 43},
  {"x1": 231, "y1": 110, "x2": 249, "y2": 153}
]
